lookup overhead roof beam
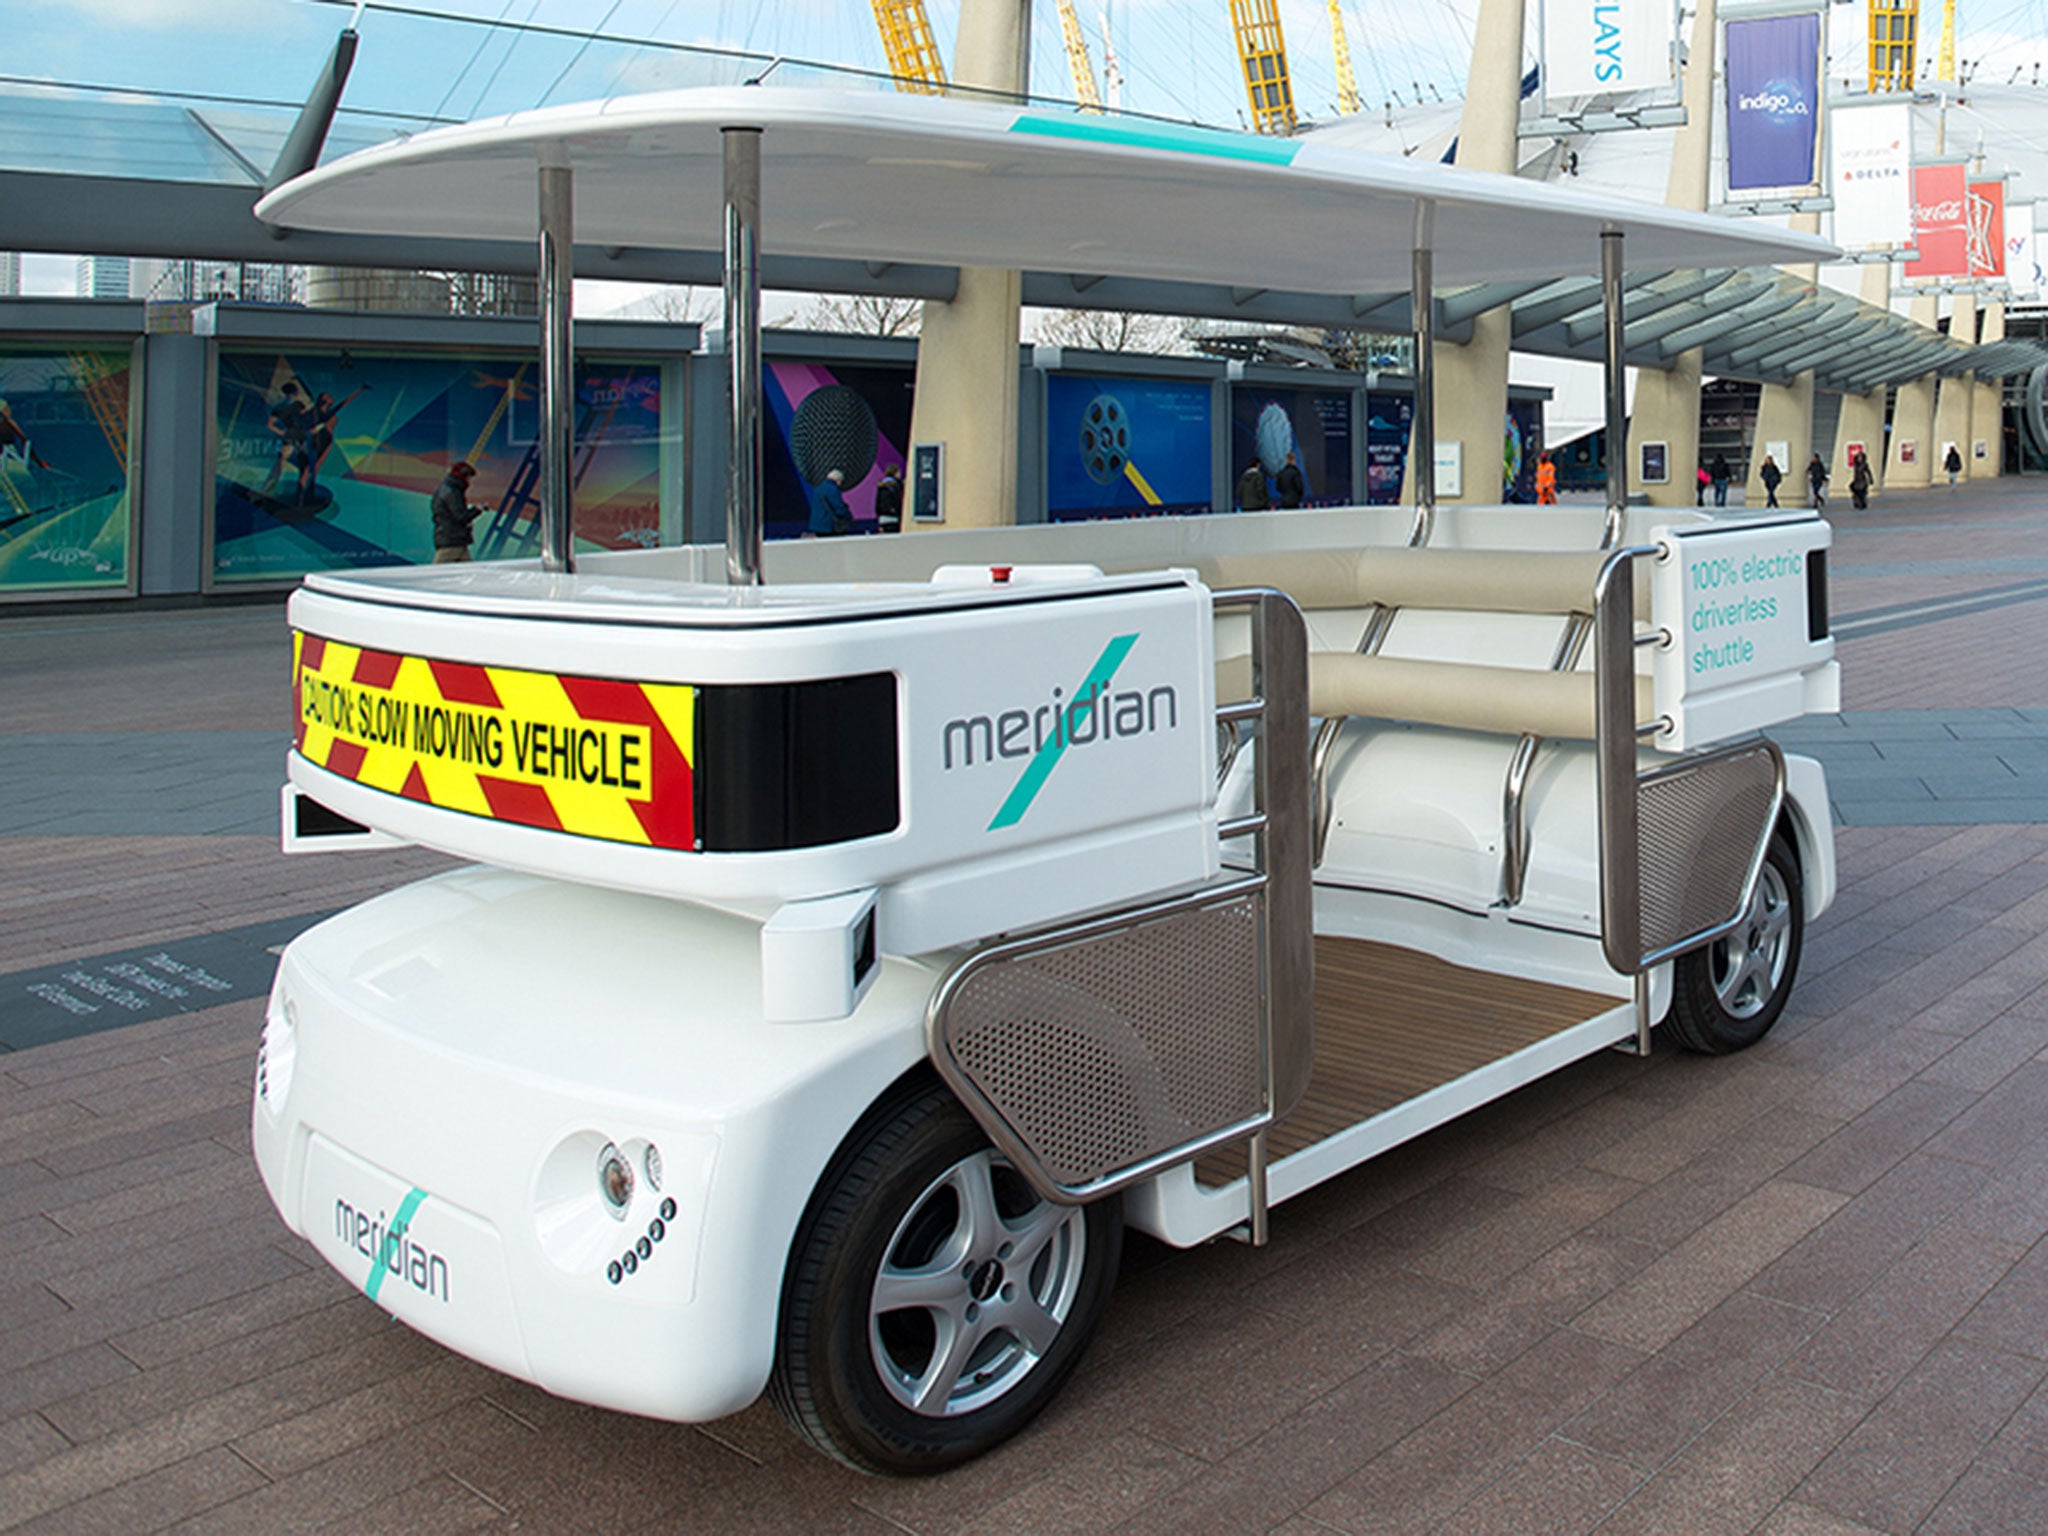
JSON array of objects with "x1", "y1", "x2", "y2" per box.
[
  {"x1": 1742, "y1": 309, "x2": 1885, "y2": 373},
  {"x1": 1750, "y1": 320, "x2": 1895, "y2": 380},
  {"x1": 1718, "y1": 304, "x2": 1859, "y2": 369},
  {"x1": 1656, "y1": 287, "x2": 1800, "y2": 356},
  {"x1": 1439, "y1": 276, "x2": 1564, "y2": 327},
  {"x1": 1563, "y1": 269, "x2": 1746, "y2": 346}
]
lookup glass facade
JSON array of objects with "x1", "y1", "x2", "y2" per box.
[
  {"x1": 0, "y1": 344, "x2": 136, "y2": 595},
  {"x1": 212, "y1": 347, "x2": 669, "y2": 583}
]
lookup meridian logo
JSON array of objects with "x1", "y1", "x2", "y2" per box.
[
  {"x1": 939, "y1": 632, "x2": 1182, "y2": 831},
  {"x1": 335, "y1": 1188, "x2": 451, "y2": 1304}
]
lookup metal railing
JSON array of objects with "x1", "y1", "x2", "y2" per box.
[{"x1": 926, "y1": 589, "x2": 1310, "y2": 1243}]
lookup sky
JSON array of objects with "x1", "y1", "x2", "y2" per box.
[{"x1": 11, "y1": 0, "x2": 2048, "y2": 295}]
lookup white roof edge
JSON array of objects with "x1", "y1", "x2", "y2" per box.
[{"x1": 257, "y1": 86, "x2": 1836, "y2": 292}]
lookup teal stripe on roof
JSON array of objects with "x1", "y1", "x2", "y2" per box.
[{"x1": 1010, "y1": 113, "x2": 1299, "y2": 167}]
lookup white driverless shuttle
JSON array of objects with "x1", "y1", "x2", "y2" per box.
[{"x1": 251, "y1": 88, "x2": 1840, "y2": 1474}]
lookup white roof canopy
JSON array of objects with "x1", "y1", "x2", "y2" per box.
[{"x1": 258, "y1": 87, "x2": 1834, "y2": 292}]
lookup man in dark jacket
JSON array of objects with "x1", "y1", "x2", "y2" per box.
[
  {"x1": 431, "y1": 461, "x2": 485, "y2": 563},
  {"x1": 1758, "y1": 454, "x2": 1782, "y2": 508},
  {"x1": 873, "y1": 464, "x2": 904, "y2": 534},
  {"x1": 808, "y1": 468, "x2": 854, "y2": 536},
  {"x1": 1710, "y1": 453, "x2": 1731, "y2": 507},
  {"x1": 1237, "y1": 460, "x2": 1270, "y2": 511},
  {"x1": 1807, "y1": 452, "x2": 1829, "y2": 509},
  {"x1": 1274, "y1": 451, "x2": 1306, "y2": 509}
]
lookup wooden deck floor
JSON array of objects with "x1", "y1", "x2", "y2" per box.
[{"x1": 1196, "y1": 933, "x2": 1619, "y2": 1185}]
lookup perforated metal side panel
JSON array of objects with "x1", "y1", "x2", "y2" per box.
[
  {"x1": 934, "y1": 895, "x2": 1265, "y2": 1192},
  {"x1": 1637, "y1": 743, "x2": 1780, "y2": 959}
]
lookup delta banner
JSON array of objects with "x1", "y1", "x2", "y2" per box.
[
  {"x1": 1724, "y1": 13, "x2": 1821, "y2": 191},
  {"x1": 2008, "y1": 203, "x2": 2042, "y2": 300},
  {"x1": 1967, "y1": 180, "x2": 2006, "y2": 279},
  {"x1": 0, "y1": 346, "x2": 136, "y2": 598},
  {"x1": 213, "y1": 349, "x2": 666, "y2": 584},
  {"x1": 1045, "y1": 373, "x2": 1213, "y2": 521},
  {"x1": 1540, "y1": 0, "x2": 1675, "y2": 99},
  {"x1": 1830, "y1": 101, "x2": 1914, "y2": 253},
  {"x1": 1228, "y1": 385, "x2": 1354, "y2": 509},
  {"x1": 1906, "y1": 164, "x2": 1970, "y2": 279}
]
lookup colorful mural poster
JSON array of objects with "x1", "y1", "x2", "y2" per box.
[
  {"x1": 1364, "y1": 392, "x2": 1413, "y2": 505},
  {"x1": 213, "y1": 349, "x2": 665, "y2": 583},
  {"x1": 1045, "y1": 373, "x2": 1213, "y2": 521},
  {"x1": 762, "y1": 360, "x2": 915, "y2": 541},
  {"x1": 1229, "y1": 385, "x2": 1354, "y2": 509},
  {"x1": 0, "y1": 346, "x2": 135, "y2": 597}
]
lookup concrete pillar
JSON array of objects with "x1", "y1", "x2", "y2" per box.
[
  {"x1": 1975, "y1": 301, "x2": 2006, "y2": 476},
  {"x1": 1745, "y1": 210, "x2": 1822, "y2": 507},
  {"x1": 1833, "y1": 263, "x2": 1893, "y2": 498},
  {"x1": 905, "y1": 0, "x2": 1028, "y2": 529},
  {"x1": 1627, "y1": 0, "x2": 1718, "y2": 508},
  {"x1": 137, "y1": 333, "x2": 208, "y2": 596},
  {"x1": 1409, "y1": 0, "x2": 1522, "y2": 505},
  {"x1": 1931, "y1": 291, "x2": 1977, "y2": 482},
  {"x1": 1885, "y1": 292, "x2": 1940, "y2": 487}
]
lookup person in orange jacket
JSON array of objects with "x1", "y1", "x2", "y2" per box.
[{"x1": 1534, "y1": 450, "x2": 1558, "y2": 504}]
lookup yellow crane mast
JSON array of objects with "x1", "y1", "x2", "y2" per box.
[
  {"x1": 1327, "y1": 0, "x2": 1361, "y2": 116},
  {"x1": 1229, "y1": 0, "x2": 1297, "y2": 134},
  {"x1": 1057, "y1": 0, "x2": 1104, "y2": 109},
  {"x1": 1867, "y1": 0, "x2": 1918, "y2": 91},
  {"x1": 1936, "y1": 0, "x2": 1957, "y2": 81},
  {"x1": 870, "y1": 0, "x2": 947, "y2": 93}
]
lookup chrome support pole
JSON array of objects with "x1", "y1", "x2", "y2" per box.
[
  {"x1": 1632, "y1": 971, "x2": 1654, "y2": 1056},
  {"x1": 537, "y1": 160, "x2": 575, "y2": 574},
  {"x1": 724, "y1": 127, "x2": 764, "y2": 587},
  {"x1": 1247, "y1": 1129, "x2": 1271, "y2": 1246},
  {"x1": 1594, "y1": 547, "x2": 1653, "y2": 978},
  {"x1": 1600, "y1": 228, "x2": 1628, "y2": 549},
  {"x1": 1410, "y1": 203, "x2": 1436, "y2": 548}
]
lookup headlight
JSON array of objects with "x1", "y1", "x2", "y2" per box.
[
  {"x1": 257, "y1": 993, "x2": 299, "y2": 1112},
  {"x1": 596, "y1": 1143, "x2": 634, "y2": 1214}
]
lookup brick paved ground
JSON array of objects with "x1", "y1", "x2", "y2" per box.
[{"x1": 6, "y1": 477, "x2": 2048, "y2": 1533}]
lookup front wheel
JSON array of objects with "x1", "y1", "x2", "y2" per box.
[
  {"x1": 770, "y1": 1080, "x2": 1122, "y2": 1475},
  {"x1": 1664, "y1": 832, "x2": 1804, "y2": 1054}
]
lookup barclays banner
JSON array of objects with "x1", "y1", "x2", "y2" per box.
[
  {"x1": 1724, "y1": 13, "x2": 1821, "y2": 191},
  {"x1": 1541, "y1": 0, "x2": 1675, "y2": 99}
]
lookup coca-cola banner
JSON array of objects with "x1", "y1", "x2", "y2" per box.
[
  {"x1": 1541, "y1": 0, "x2": 1675, "y2": 100},
  {"x1": 1725, "y1": 13, "x2": 1821, "y2": 191},
  {"x1": 1906, "y1": 164, "x2": 1969, "y2": 279},
  {"x1": 1967, "y1": 180, "x2": 2006, "y2": 278},
  {"x1": 1830, "y1": 101, "x2": 1913, "y2": 253}
]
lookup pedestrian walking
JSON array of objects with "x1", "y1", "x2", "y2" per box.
[
  {"x1": 1696, "y1": 464, "x2": 1710, "y2": 506},
  {"x1": 873, "y1": 463, "x2": 903, "y2": 534},
  {"x1": 808, "y1": 468, "x2": 854, "y2": 536},
  {"x1": 1758, "y1": 454, "x2": 1782, "y2": 509},
  {"x1": 1807, "y1": 452, "x2": 1828, "y2": 510},
  {"x1": 1535, "y1": 450, "x2": 1558, "y2": 504},
  {"x1": 430, "y1": 461, "x2": 486, "y2": 563},
  {"x1": 1274, "y1": 451, "x2": 1305, "y2": 509},
  {"x1": 1237, "y1": 460, "x2": 1270, "y2": 511},
  {"x1": 1850, "y1": 450, "x2": 1872, "y2": 510},
  {"x1": 1710, "y1": 453, "x2": 1731, "y2": 508},
  {"x1": 1945, "y1": 443, "x2": 1963, "y2": 486}
]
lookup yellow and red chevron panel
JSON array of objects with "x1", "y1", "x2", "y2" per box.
[{"x1": 292, "y1": 631, "x2": 696, "y2": 849}]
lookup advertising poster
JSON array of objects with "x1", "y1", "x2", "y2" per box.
[
  {"x1": 1906, "y1": 164, "x2": 1970, "y2": 279},
  {"x1": 1830, "y1": 101, "x2": 1914, "y2": 253},
  {"x1": 2007, "y1": 202, "x2": 2041, "y2": 300},
  {"x1": 1045, "y1": 373, "x2": 1212, "y2": 521},
  {"x1": 1364, "y1": 392, "x2": 1413, "y2": 505},
  {"x1": 1541, "y1": 0, "x2": 1674, "y2": 99},
  {"x1": 1725, "y1": 13, "x2": 1821, "y2": 191},
  {"x1": 1505, "y1": 399, "x2": 1544, "y2": 503},
  {"x1": 762, "y1": 359, "x2": 915, "y2": 540},
  {"x1": 1967, "y1": 180, "x2": 2006, "y2": 278},
  {"x1": 0, "y1": 346, "x2": 135, "y2": 597},
  {"x1": 214, "y1": 350, "x2": 664, "y2": 583},
  {"x1": 1229, "y1": 385, "x2": 1354, "y2": 509}
]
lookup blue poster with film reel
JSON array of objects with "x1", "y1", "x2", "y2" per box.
[{"x1": 1045, "y1": 373, "x2": 1213, "y2": 521}]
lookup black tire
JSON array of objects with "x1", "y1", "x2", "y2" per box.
[
  {"x1": 1665, "y1": 831, "x2": 1804, "y2": 1054},
  {"x1": 770, "y1": 1078, "x2": 1122, "y2": 1475}
]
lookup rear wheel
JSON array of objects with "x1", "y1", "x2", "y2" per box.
[
  {"x1": 1664, "y1": 832, "x2": 1803, "y2": 1054},
  {"x1": 771, "y1": 1080, "x2": 1121, "y2": 1475}
]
